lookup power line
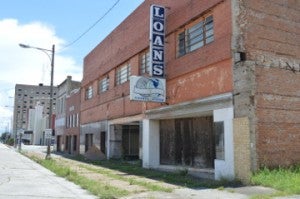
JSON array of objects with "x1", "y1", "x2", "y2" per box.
[{"x1": 61, "y1": 0, "x2": 121, "y2": 50}]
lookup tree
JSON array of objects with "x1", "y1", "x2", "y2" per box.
[{"x1": 0, "y1": 132, "x2": 14, "y2": 145}]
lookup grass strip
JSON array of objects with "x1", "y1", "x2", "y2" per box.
[
  {"x1": 73, "y1": 157, "x2": 240, "y2": 189},
  {"x1": 78, "y1": 164, "x2": 172, "y2": 192},
  {"x1": 27, "y1": 155, "x2": 129, "y2": 199},
  {"x1": 251, "y1": 166, "x2": 300, "y2": 195}
]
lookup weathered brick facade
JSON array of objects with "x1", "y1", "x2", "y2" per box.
[
  {"x1": 232, "y1": 0, "x2": 300, "y2": 171},
  {"x1": 81, "y1": 0, "x2": 232, "y2": 123},
  {"x1": 65, "y1": 89, "x2": 81, "y2": 155},
  {"x1": 55, "y1": 76, "x2": 80, "y2": 152},
  {"x1": 81, "y1": 0, "x2": 300, "y2": 181}
]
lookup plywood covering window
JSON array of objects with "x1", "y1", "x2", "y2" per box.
[
  {"x1": 116, "y1": 63, "x2": 131, "y2": 85},
  {"x1": 177, "y1": 15, "x2": 214, "y2": 57},
  {"x1": 160, "y1": 117, "x2": 215, "y2": 168}
]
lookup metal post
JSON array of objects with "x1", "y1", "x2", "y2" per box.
[
  {"x1": 46, "y1": 44, "x2": 55, "y2": 159},
  {"x1": 19, "y1": 43, "x2": 55, "y2": 159},
  {"x1": 18, "y1": 133, "x2": 22, "y2": 152}
]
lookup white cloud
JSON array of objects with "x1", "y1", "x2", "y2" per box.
[
  {"x1": 0, "y1": 18, "x2": 82, "y2": 85},
  {"x1": 0, "y1": 19, "x2": 82, "y2": 132}
]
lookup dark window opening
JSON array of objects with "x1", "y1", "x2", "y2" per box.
[
  {"x1": 85, "y1": 134, "x2": 93, "y2": 152},
  {"x1": 214, "y1": 121, "x2": 225, "y2": 160},
  {"x1": 100, "y1": 131, "x2": 106, "y2": 154},
  {"x1": 160, "y1": 117, "x2": 215, "y2": 168},
  {"x1": 122, "y1": 125, "x2": 139, "y2": 160}
]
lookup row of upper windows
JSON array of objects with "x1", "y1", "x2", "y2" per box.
[
  {"x1": 84, "y1": 15, "x2": 214, "y2": 101},
  {"x1": 17, "y1": 89, "x2": 57, "y2": 96},
  {"x1": 66, "y1": 113, "x2": 79, "y2": 129}
]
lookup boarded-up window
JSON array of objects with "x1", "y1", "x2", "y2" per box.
[{"x1": 160, "y1": 117, "x2": 215, "y2": 168}]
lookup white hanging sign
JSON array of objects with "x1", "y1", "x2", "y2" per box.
[{"x1": 130, "y1": 76, "x2": 166, "y2": 102}]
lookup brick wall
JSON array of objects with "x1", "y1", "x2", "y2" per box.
[
  {"x1": 81, "y1": 0, "x2": 233, "y2": 124},
  {"x1": 65, "y1": 89, "x2": 81, "y2": 154},
  {"x1": 82, "y1": 0, "x2": 225, "y2": 86},
  {"x1": 256, "y1": 67, "x2": 300, "y2": 167},
  {"x1": 233, "y1": 0, "x2": 300, "y2": 169},
  {"x1": 65, "y1": 89, "x2": 80, "y2": 136}
]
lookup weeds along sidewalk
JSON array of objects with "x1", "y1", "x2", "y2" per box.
[
  {"x1": 22, "y1": 150, "x2": 247, "y2": 199},
  {"x1": 22, "y1": 151, "x2": 180, "y2": 198}
]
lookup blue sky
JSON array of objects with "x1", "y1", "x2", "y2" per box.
[{"x1": 0, "y1": 0, "x2": 144, "y2": 133}]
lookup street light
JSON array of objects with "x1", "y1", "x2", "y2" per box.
[{"x1": 19, "y1": 43, "x2": 55, "y2": 159}]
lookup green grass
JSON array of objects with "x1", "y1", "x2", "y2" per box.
[
  {"x1": 251, "y1": 165, "x2": 300, "y2": 195},
  {"x1": 25, "y1": 153, "x2": 241, "y2": 198},
  {"x1": 28, "y1": 155, "x2": 129, "y2": 199},
  {"x1": 73, "y1": 156, "x2": 241, "y2": 189}
]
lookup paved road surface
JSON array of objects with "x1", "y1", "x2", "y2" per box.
[{"x1": 0, "y1": 143, "x2": 97, "y2": 199}]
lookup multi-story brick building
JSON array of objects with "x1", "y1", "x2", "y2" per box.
[
  {"x1": 81, "y1": 0, "x2": 300, "y2": 182},
  {"x1": 55, "y1": 76, "x2": 80, "y2": 152},
  {"x1": 65, "y1": 88, "x2": 81, "y2": 155}
]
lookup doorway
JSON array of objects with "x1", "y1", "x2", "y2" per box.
[
  {"x1": 100, "y1": 131, "x2": 106, "y2": 154},
  {"x1": 122, "y1": 125, "x2": 139, "y2": 160},
  {"x1": 85, "y1": 133, "x2": 93, "y2": 152}
]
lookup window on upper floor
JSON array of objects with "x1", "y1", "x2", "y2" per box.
[
  {"x1": 139, "y1": 50, "x2": 150, "y2": 75},
  {"x1": 85, "y1": 85, "x2": 93, "y2": 100},
  {"x1": 70, "y1": 115, "x2": 72, "y2": 128},
  {"x1": 76, "y1": 113, "x2": 79, "y2": 127},
  {"x1": 98, "y1": 76, "x2": 109, "y2": 93},
  {"x1": 116, "y1": 63, "x2": 131, "y2": 85},
  {"x1": 177, "y1": 15, "x2": 214, "y2": 57}
]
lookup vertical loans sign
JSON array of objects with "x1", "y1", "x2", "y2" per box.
[
  {"x1": 150, "y1": 5, "x2": 165, "y2": 77},
  {"x1": 130, "y1": 4, "x2": 167, "y2": 103}
]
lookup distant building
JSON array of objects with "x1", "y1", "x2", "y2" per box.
[
  {"x1": 65, "y1": 88, "x2": 81, "y2": 155},
  {"x1": 55, "y1": 76, "x2": 80, "y2": 152},
  {"x1": 31, "y1": 103, "x2": 44, "y2": 145},
  {"x1": 13, "y1": 83, "x2": 58, "y2": 144}
]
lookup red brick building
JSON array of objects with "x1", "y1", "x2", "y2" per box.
[
  {"x1": 81, "y1": 0, "x2": 300, "y2": 182},
  {"x1": 65, "y1": 88, "x2": 81, "y2": 155},
  {"x1": 55, "y1": 76, "x2": 80, "y2": 152}
]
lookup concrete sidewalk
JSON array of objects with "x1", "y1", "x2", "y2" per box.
[
  {"x1": 0, "y1": 143, "x2": 97, "y2": 199},
  {"x1": 3, "y1": 144, "x2": 300, "y2": 199}
]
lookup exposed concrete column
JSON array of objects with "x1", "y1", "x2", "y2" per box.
[
  {"x1": 108, "y1": 124, "x2": 122, "y2": 159},
  {"x1": 106, "y1": 130, "x2": 110, "y2": 159},
  {"x1": 142, "y1": 119, "x2": 160, "y2": 168},
  {"x1": 107, "y1": 125, "x2": 113, "y2": 159}
]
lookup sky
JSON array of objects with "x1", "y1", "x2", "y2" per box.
[{"x1": 0, "y1": 0, "x2": 144, "y2": 133}]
